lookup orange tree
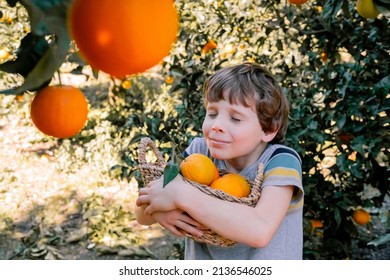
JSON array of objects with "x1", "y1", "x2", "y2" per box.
[
  {"x1": 142, "y1": 0, "x2": 390, "y2": 259},
  {"x1": 0, "y1": 0, "x2": 389, "y2": 259}
]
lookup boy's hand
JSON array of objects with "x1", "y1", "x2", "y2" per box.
[
  {"x1": 152, "y1": 210, "x2": 204, "y2": 237},
  {"x1": 136, "y1": 175, "x2": 184, "y2": 214}
]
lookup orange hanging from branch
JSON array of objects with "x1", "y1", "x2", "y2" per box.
[
  {"x1": 30, "y1": 85, "x2": 89, "y2": 139},
  {"x1": 68, "y1": 0, "x2": 179, "y2": 78}
]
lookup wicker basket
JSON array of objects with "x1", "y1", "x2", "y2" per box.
[{"x1": 138, "y1": 137, "x2": 264, "y2": 247}]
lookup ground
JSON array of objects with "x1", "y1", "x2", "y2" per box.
[{"x1": 0, "y1": 94, "x2": 183, "y2": 260}]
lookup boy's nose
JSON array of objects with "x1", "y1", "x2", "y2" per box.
[{"x1": 212, "y1": 124, "x2": 223, "y2": 133}]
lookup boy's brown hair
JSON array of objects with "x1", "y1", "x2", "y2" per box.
[{"x1": 203, "y1": 62, "x2": 289, "y2": 144}]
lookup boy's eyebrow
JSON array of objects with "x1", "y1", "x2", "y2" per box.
[
  {"x1": 205, "y1": 104, "x2": 216, "y2": 111},
  {"x1": 228, "y1": 107, "x2": 248, "y2": 116},
  {"x1": 206, "y1": 101, "x2": 252, "y2": 114},
  {"x1": 231, "y1": 102, "x2": 258, "y2": 116}
]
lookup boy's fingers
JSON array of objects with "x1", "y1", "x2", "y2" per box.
[
  {"x1": 176, "y1": 221, "x2": 203, "y2": 237},
  {"x1": 167, "y1": 226, "x2": 185, "y2": 237},
  {"x1": 135, "y1": 195, "x2": 149, "y2": 207},
  {"x1": 144, "y1": 205, "x2": 154, "y2": 215},
  {"x1": 182, "y1": 216, "x2": 201, "y2": 227},
  {"x1": 180, "y1": 212, "x2": 205, "y2": 228},
  {"x1": 138, "y1": 188, "x2": 149, "y2": 195}
]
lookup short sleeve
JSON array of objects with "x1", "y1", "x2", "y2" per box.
[
  {"x1": 184, "y1": 137, "x2": 210, "y2": 157},
  {"x1": 262, "y1": 148, "x2": 303, "y2": 204}
]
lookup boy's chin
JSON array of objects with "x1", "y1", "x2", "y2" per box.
[{"x1": 209, "y1": 150, "x2": 228, "y2": 160}]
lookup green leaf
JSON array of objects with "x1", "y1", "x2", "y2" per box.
[
  {"x1": 333, "y1": 206, "x2": 341, "y2": 228},
  {"x1": 163, "y1": 163, "x2": 180, "y2": 188},
  {"x1": 374, "y1": 0, "x2": 390, "y2": 18},
  {"x1": 376, "y1": 6, "x2": 390, "y2": 18},
  {"x1": 0, "y1": 33, "x2": 49, "y2": 77},
  {"x1": 0, "y1": 0, "x2": 71, "y2": 95},
  {"x1": 28, "y1": 0, "x2": 71, "y2": 11},
  {"x1": 0, "y1": 40, "x2": 68, "y2": 95},
  {"x1": 367, "y1": 233, "x2": 390, "y2": 246},
  {"x1": 375, "y1": 75, "x2": 390, "y2": 89},
  {"x1": 322, "y1": 0, "x2": 343, "y2": 19},
  {"x1": 336, "y1": 114, "x2": 346, "y2": 129},
  {"x1": 387, "y1": 210, "x2": 390, "y2": 228},
  {"x1": 341, "y1": 0, "x2": 351, "y2": 17}
]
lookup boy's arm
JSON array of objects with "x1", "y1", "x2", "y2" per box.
[
  {"x1": 135, "y1": 203, "x2": 205, "y2": 237},
  {"x1": 137, "y1": 175, "x2": 294, "y2": 248},
  {"x1": 177, "y1": 183, "x2": 294, "y2": 248}
]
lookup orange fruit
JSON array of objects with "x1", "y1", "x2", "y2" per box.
[
  {"x1": 212, "y1": 168, "x2": 220, "y2": 183},
  {"x1": 165, "y1": 76, "x2": 174, "y2": 84},
  {"x1": 288, "y1": 0, "x2": 309, "y2": 4},
  {"x1": 180, "y1": 154, "x2": 219, "y2": 185},
  {"x1": 30, "y1": 85, "x2": 89, "y2": 138},
  {"x1": 338, "y1": 131, "x2": 355, "y2": 144},
  {"x1": 15, "y1": 95, "x2": 24, "y2": 102},
  {"x1": 210, "y1": 174, "x2": 250, "y2": 198},
  {"x1": 68, "y1": 0, "x2": 179, "y2": 78},
  {"x1": 121, "y1": 80, "x2": 132, "y2": 89},
  {"x1": 352, "y1": 209, "x2": 370, "y2": 225},
  {"x1": 356, "y1": 0, "x2": 380, "y2": 19},
  {"x1": 202, "y1": 40, "x2": 217, "y2": 53},
  {"x1": 321, "y1": 52, "x2": 327, "y2": 63},
  {"x1": 0, "y1": 48, "x2": 10, "y2": 61},
  {"x1": 310, "y1": 219, "x2": 324, "y2": 229}
]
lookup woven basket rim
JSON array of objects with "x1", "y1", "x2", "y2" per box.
[{"x1": 137, "y1": 137, "x2": 264, "y2": 247}]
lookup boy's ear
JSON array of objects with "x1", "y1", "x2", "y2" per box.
[{"x1": 263, "y1": 130, "x2": 278, "y2": 143}]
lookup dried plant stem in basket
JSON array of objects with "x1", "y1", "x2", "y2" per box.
[{"x1": 137, "y1": 137, "x2": 264, "y2": 247}]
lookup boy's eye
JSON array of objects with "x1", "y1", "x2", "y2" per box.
[
  {"x1": 207, "y1": 113, "x2": 217, "y2": 118},
  {"x1": 231, "y1": 117, "x2": 241, "y2": 122}
]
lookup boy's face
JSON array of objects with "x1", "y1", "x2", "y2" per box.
[{"x1": 202, "y1": 94, "x2": 274, "y2": 167}]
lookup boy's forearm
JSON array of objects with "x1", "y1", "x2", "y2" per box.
[
  {"x1": 176, "y1": 183, "x2": 288, "y2": 248},
  {"x1": 176, "y1": 185, "x2": 256, "y2": 242}
]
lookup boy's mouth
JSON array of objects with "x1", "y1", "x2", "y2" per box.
[{"x1": 209, "y1": 138, "x2": 229, "y2": 147}]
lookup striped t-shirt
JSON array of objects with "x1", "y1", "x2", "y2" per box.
[{"x1": 183, "y1": 137, "x2": 304, "y2": 260}]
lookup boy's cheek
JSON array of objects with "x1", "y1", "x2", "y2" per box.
[{"x1": 201, "y1": 121, "x2": 209, "y2": 135}]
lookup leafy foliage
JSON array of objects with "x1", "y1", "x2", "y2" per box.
[{"x1": 0, "y1": 0, "x2": 72, "y2": 94}]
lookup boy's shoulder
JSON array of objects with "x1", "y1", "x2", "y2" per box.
[
  {"x1": 266, "y1": 144, "x2": 302, "y2": 163},
  {"x1": 189, "y1": 137, "x2": 206, "y2": 145},
  {"x1": 184, "y1": 137, "x2": 209, "y2": 156}
]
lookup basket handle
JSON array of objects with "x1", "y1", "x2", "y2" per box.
[
  {"x1": 138, "y1": 137, "x2": 165, "y2": 166},
  {"x1": 252, "y1": 163, "x2": 264, "y2": 190}
]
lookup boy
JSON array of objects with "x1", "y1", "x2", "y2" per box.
[{"x1": 135, "y1": 62, "x2": 303, "y2": 259}]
